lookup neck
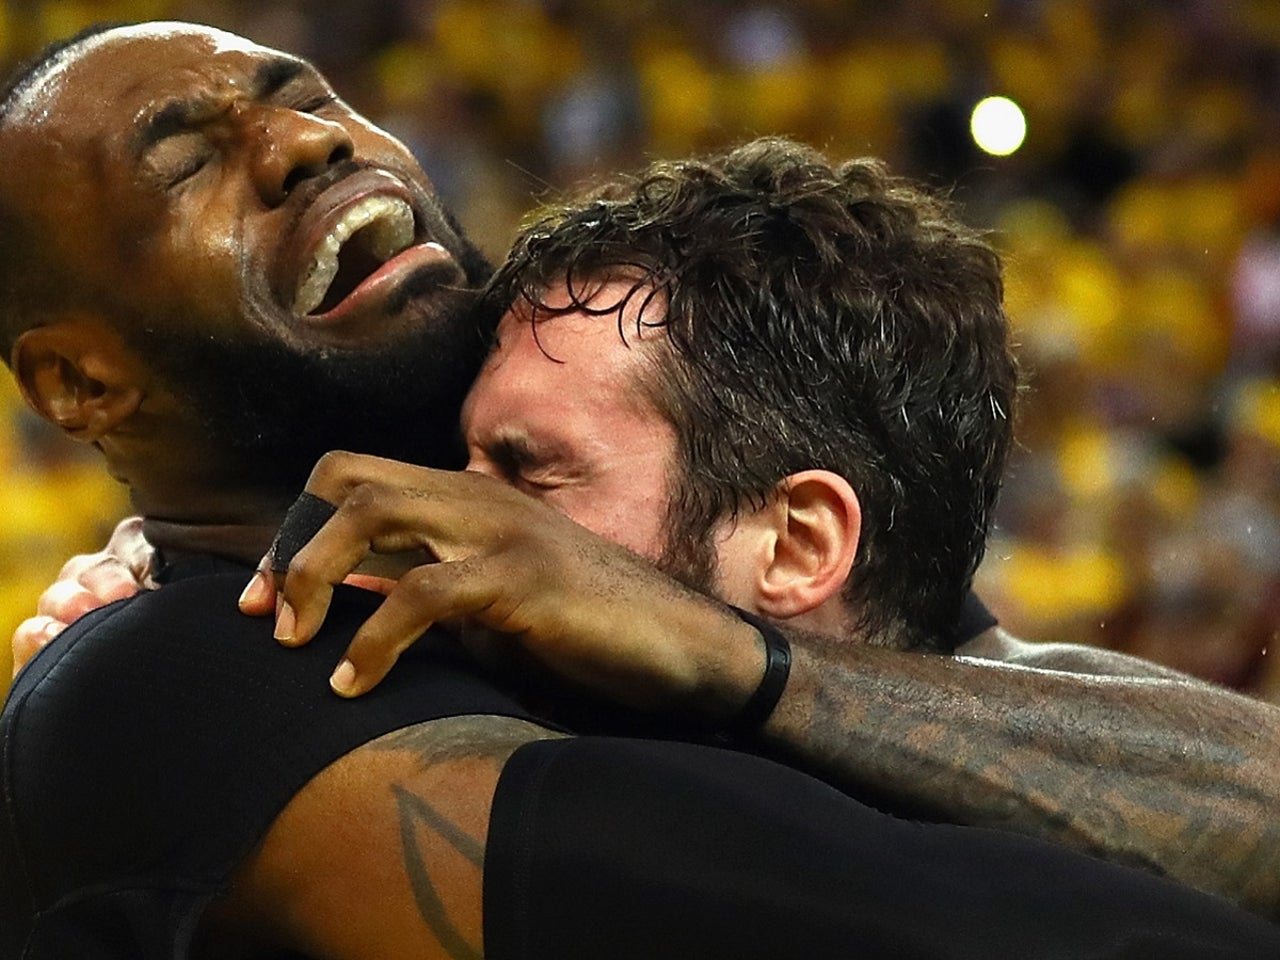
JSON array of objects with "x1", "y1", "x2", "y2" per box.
[
  {"x1": 140, "y1": 516, "x2": 281, "y2": 567},
  {"x1": 121, "y1": 453, "x2": 301, "y2": 567},
  {"x1": 787, "y1": 599, "x2": 857, "y2": 642},
  {"x1": 95, "y1": 393, "x2": 314, "y2": 566}
]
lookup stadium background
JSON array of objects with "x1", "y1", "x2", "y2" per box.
[{"x1": 0, "y1": 0, "x2": 1276, "y2": 700}]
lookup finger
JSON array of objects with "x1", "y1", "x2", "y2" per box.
[
  {"x1": 55, "y1": 550, "x2": 105, "y2": 582},
  {"x1": 103, "y1": 516, "x2": 154, "y2": 581},
  {"x1": 12, "y1": 616, "x2": 63, "y2": 676},
  {"x1": 42, "y1": 553, "x2": 146, "y2": 623},
  {"x1": 277, "y1": 495, "x2": 380, "y2": 646},
  {"x1": 301, "y1": 450, "x2": 426, "y2": 506},
  {"x1": 306, "y1": 455, "x2": 529, "y2": 561},
  {"x1": 329, "y1": 560, "x2": 499, "y2": 697},
  {"x1": 37, "y1": 580, "x2": 111, "y2": 624},
  {"x1": 342, "y1": 573, "x2": 397, "y2": 596},
  {"x1": 75, "y1": 556, "x2": 146, "y2": 605},
  {"x1": 279, "y1": 477, "x2": 459, "y2": 644},
  {"x1": 237, "y1": 562, "x2": 277, "y2": 617}
]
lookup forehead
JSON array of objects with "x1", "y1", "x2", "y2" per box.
[
  {"x1": 463, "y1": 278, "x2": 668, "y2": 444},
  {"x1": 6, "y1": 23, "x2": 298, "y2": 131},
  {"x1": 495, "y1": 277, "x2": 668, "y2": 367}
]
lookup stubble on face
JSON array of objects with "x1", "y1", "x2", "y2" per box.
[
  {"x1": 131, "y1": 275, "x2": 489, "y2": 492},
  {"x1": 19, "y1": 26, "x2": 502, "y2": 491}
]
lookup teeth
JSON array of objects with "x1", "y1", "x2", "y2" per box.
[{"x1": 294, "y1": 195, "x2": 416, "y2": 316}]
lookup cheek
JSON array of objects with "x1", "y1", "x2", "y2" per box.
[
  {"x1": 347, "y1": 121, "x2": 421, "y2": 178},
  {"x1": 709, "y1": 521, "x2": 761, "y2": 608},
  {"x1": 558, "y1": 478, "x2": 672, "y2": 562}
]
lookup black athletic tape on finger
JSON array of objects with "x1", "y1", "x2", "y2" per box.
[{"x1": 270, "y1": 492, "x2": 340, "y2": 574}]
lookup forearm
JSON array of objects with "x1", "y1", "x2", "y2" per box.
[{"x1": 758, "y1": 629, "x2": 1280, "y2": 917}]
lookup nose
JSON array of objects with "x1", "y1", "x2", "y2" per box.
[{"x1": 242, "y1": 104, "x2": 355, "y2": 206}]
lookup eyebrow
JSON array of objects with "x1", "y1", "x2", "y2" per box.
[
  {"x1": 135, "y1": 57, "x2": 308, "y2": 153},
  {"x1": 485, "y1": 434, "x2": 544, "y2": 473}
]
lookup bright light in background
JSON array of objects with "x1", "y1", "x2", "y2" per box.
[{"x1": 971, "y1": 96, "x2": 1027, "y2": 156}]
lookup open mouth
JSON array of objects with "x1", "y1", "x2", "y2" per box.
[{"x1": 293, "y1": 194, "x2": 418, "y2": 317}]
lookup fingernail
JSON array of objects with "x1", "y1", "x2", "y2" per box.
[
  {"x1": 238, "y1": 571, "x2": 268, "y2": 608},
  {"x1": 330, "y1": 659, "x2": 357, "y2": 696},
  {"x1": 43, "y1": 620, "x2": 64, "y2": 640},
  {"x1": 274, "y1": 600, "x2": 296, "y2": 643}
]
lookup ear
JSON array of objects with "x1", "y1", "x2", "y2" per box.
[
  {"x1": 746, "y1": 469, "x2": 861, "y2": 622},
  {"x1": 11, "y1": 318, "x2": 144, "y2": 442}
]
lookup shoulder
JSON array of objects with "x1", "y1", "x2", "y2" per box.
[
  {"x1": 207, "y1": 715, "x2": 565, "y2": 959},
  {"x1": 0, "y1": 573, "x2": 540, "y2": 942},
  {"x1": 956, "y1": 627, "x2": 1197, "y2": 680}
]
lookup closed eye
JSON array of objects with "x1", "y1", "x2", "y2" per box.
[
  {"x1": 294, "y1": 92, "x2": 338, "y2": 114},
  {"x1": 145, "y1": 133, "x2": 213, "y2": 189},
  {"x1": 477, "y1": 436, "x2": 567, "y2": 495},
  {"x1": 514, "y1": 472, "x2": 561, "y2": 495}
]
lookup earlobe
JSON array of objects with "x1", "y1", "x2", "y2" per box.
[
  {"x1": 12, "y1": 321, "x2": 143, "y2": 442},
  {"x1": 755, "y1": 470, "x2": 861, "y2": 622}
]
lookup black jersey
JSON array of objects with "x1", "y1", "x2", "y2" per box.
[
  {"x1": 0, "y1": 556, "x2": 541, "y2": 959},
  {"x1": 490, "y1": 736, "x2": 1280, "y2": 959},
  {"x1": 3, "y1": 556, "x2": 1276, "y2": 959}
]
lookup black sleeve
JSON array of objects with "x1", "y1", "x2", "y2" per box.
[
  {"x1": 484, "y1": 737, "x2": 1280, "y2": 960},
  {"x1": 1, "y1": 573, "x2": 541, "y2": 959},
  {"x1": 952, "y1": 590, "x2": 998, "y2": 646}
]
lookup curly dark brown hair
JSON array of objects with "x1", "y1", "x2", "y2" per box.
[{"x1": 486, "y1": 137, "x2": 1018, "y2": 651}]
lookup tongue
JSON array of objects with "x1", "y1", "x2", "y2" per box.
[
  {"x1": 304, "y1": 242, "x2": 463, "y2": 324},
  {"x1": 312, "y1": 238, "x2": 385, "y2": 315}
]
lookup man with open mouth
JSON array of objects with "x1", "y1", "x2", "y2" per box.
[{"x1": 2, "y1": 20, "x2": 1279, "y2": 960}]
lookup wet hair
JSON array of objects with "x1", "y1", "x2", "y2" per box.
[{"x1": 487, "y1": 137, "x2": 1018, "y2": 651}]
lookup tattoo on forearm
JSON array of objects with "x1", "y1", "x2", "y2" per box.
[
  {"x1": 394, "y1": 784, "x2": 483, "y2": 960},
  {"x1": 773, "y1": 639, "x2": 1280, "y2": 916}
]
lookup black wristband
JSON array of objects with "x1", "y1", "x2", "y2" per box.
[{"x1": 729, "y1": 608, "x2": 792, "y2": 732}]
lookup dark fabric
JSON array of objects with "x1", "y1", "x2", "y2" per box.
[
  {"x1": 5, "y1": 557, "x2": 1275, "y2": 959},
  {"x1": 487, "y1": 736, "x2": 1280, "y2": 960},
  {"x1": 954, "y1": 590, "x2": 998, "y2": 645},
  {"x1": 0, "y1": 560, "x2": 541, "y2": 960}
]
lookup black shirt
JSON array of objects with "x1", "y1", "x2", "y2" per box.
[
  {"x1": 0, "y1": 558, "x2": 542, "y2": 959},
  {"x1": 491, "y1": 736, "x2": 1280, "y2": 958},
  {"x1": 3, "y1": 557, "x2": 1277, "y2": 958}
]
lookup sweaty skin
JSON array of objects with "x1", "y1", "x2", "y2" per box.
[
  {"x1": 15, "y1": 306, "x2": 1280, "y2": 919},
  {"x1": 9, "y1": 41, "x2": 1280, "y2": 925},
  {"x1": 253, "y1": 450, "x2": 1280, "y2": 919}
]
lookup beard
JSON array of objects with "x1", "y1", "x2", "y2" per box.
[
  {"x1": 128, "y1": 278, "x2": 492, "y2": 499},
  {"x1": 653, "y1": 498, "x2": 722, "y2": 600}
]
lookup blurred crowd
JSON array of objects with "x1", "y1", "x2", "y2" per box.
[{"x1": 0, "y1": 0, "x2": 1276, "y2": 698}]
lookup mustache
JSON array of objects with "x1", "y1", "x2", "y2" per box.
[
  {"x1": 385, "y1": 260, "x2": 479, "y2": 316},
  {"x1": 285, "y1": 158, "x2": 380, "y2": 214}
]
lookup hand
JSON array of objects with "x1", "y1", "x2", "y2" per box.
[
  {"x1": 263, "y1": 451, "x2": 765, "y2": 712},
  {"x1": 11, "y1": 516, "x2": 155, "y2": 677}
]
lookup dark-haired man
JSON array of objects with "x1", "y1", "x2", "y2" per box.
[
  {"x1": 2, "y1": 22, "x2": 1279, "y2": 958},
  {"x1": 269, "y1": 139, "x2": 1280, "y2": 918}
]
